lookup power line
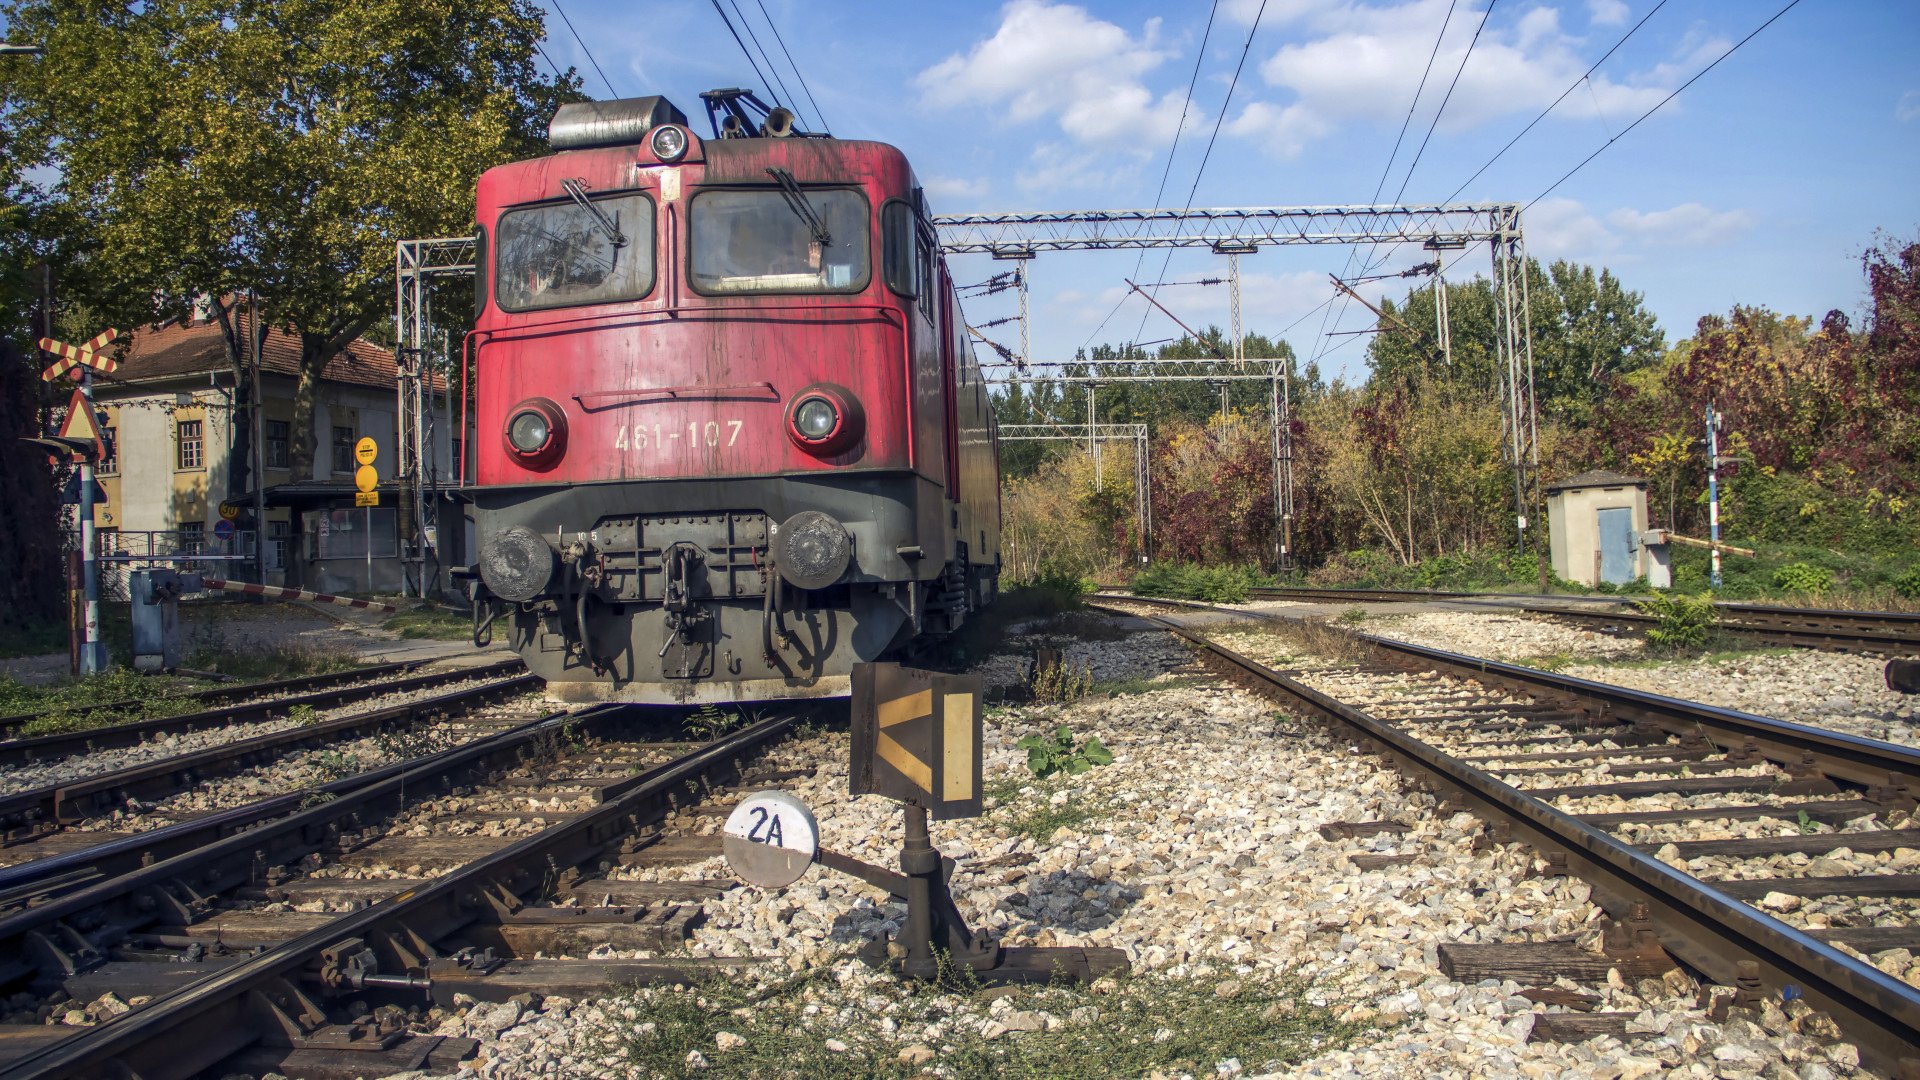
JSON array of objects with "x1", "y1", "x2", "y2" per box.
[
  {"x1": 756, "y1": 0, "x2": 828, "y2": 132},
  {"x1": 1313, "y1": 0, "x2": 1462, "y2": 366},
  {"x1": 1526, "y1": 0, "x2": 1804, "y2": 211},
  {"x1": 532, "y1": 40, "x2": 566, "y2": 82},
  {"x1": 1389, "y1": 0, "x2": 1495, "y2": 205},
  {"x1": 549, "y1": 0, "x2": 618, "y2": 98},
  {"x1": 709, "y1": 0, "x2": 780, "y2": 109},
  {"x1": 1439, "y1": 0, "x2": 1669, "y2": 205},
  {"x1": 1133, "y1": 0, "x2": 1268, "y2": 344},
  {"x1": 1081, "y1": 0, "x2": 1219, "y2": 354},
  {"x1": 728, "y1": 0, "x2": 794, "y2": 113}
]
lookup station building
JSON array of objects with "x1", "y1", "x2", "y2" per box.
[{"x1": 78, "y1": 299, "x2": 469, "y2": 598}]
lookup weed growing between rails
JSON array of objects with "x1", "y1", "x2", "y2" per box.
[
  {"x1": 1634, "y1": 592, "x2": 1719, "y2": 653},
  {"x1": 593, "y1": 960, "x2": 1377, "y2": 1079}
]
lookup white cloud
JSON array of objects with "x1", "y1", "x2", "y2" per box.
[
  {"x1": 1526, "y1": 197, "x2": 1616, "y2": 259},
  {"x1": 1607, "y1": 203, "x2": 1754, "y2": 247},
  {"x1": 1231, "y1": 1, "x2": 1679, "y2": 159},
  {"x1": 923, "y1": 175, "x2": 990, "y2": 203},
  {"x1": 1587, "y1": 0, "x2": 1630, "y2": 27},
  {"x1": 1899, "y1": 90, "x2": 1920, "y2": 123},
  {"x1": 1525, "y1": 198, "x2": 1752, "y2": 259},
  {"x1": 916, "y1": 1, "x2": 1195, "y2": 148},
  {"x1": 1016, "y1": 141, "x2": 1140, "y2": 193}
]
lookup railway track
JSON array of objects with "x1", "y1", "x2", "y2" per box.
[
  {"x1": 0, "y1": 660, "x2": 426, "y2": 742},
  {"x1": 1094, "y1": 595, "x2": 1920, "y2": 1074},
  {"x1": 0, "y1": 661, "x2": 536, "y2": 857},
  {"x1": 1229, "y1": 585, "x2": 1920, "y2": 654},
  {"x1": 0, "y1": 704, "x2": 808, "y2": 1080}
]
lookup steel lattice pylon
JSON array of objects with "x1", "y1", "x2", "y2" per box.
[
  {"x1": 931, "y1": 204, "x2": 1517, "y2": 254},
  {"x1": 394, "y1": 236, "x2": 477, "y2": 598}
]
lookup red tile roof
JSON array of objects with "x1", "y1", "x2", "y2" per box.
[{"x1": 94, "y1": 305, "x2": 428, "y2": 393}]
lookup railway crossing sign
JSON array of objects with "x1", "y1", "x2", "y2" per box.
[
  {"x1": 721, "y1": 791, "x2": 819, "y2": 888},
  {"x1": 38, "y1": 329, "x2": 120, "y2": 381},
  {"x1": 52, "y1": 387, "x2": 106, "y2": 462},
  {"x1": 850, "y1": 663, "x2": 983, "y2": 820}
]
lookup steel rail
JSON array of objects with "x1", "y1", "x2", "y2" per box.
[
  {"x1": 0, "y1": 658, "x2": 522, "y2": 767},
  {"x1": 0, "y1": 660, "x2": 424, "y2": 741},
  {"x1": 1115, "y1": 605, "x2": 1920, "y2": 1073},
  {"x1": 0, "y1": 705, "x2": 570, "y2": 911},
  {"x1": 0, "y1": 666, "x2": 537, "y2": 835},
  {"x1": 0, "y1": 710, "x2": 798, "y2": 1080},
  {"x1": 1096, "y1": 594, "x2": 1920, "y2": 791}
]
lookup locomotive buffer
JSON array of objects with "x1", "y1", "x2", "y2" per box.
[{"x1": 722, "y1": 662, "x2": 1127, "y2": 985}]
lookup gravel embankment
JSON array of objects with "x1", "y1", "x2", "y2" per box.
[{"x1": 403, "y1": 623, "x2": 1864, "y2": 1080}]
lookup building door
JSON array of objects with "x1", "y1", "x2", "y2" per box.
[{"x1": 1597, "y1": 507, "x2": 1636, "y2": 584}]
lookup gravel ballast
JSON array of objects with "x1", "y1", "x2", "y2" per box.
[{"x1": 397, "y1": 618, "x2": 1869, "y2": 1080}]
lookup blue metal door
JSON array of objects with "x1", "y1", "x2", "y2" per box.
[{"x1": 1597, "y1": 507, "x2": 1635, "y2": 584}]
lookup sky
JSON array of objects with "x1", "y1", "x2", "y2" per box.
[{"x1": 538, "y1": 0, "x2": 1920, "y2": 381}]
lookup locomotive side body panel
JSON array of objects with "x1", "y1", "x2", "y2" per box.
[{"x1": 465, "y1": 103, "x2": 999, "y2": 703}]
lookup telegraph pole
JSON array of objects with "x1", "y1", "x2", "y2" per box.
[{"x1": 1706, "y1": 403, "x2": 1723, "y2": 588}]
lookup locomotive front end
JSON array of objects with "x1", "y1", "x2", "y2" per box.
[{"x1": 465, "y1": 95, "x2": 999, "y2": 704}]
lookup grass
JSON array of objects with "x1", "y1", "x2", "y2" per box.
[
  {"x1": 985, "y1": 771, "x2": 1119, "y2": 843},
  {"x1": 1566, "y1": 644, "x2": 1795, "y2": 670},
  {"x1": 0, "y1": 621, "x2": 68, "y2": 661},
  {"x1": 605, "y1": 963, "x2": 1375, "y2": 1079},
  {"x1": 1, "y1": 639, "x2": 362, "y2": 738},
  {"x1": 1130, "y1": 561, "x2": 1275, "y2": 604},
  {"x1": 381, "y1": 604, "x2": 473, "y2": 641},
  {"x1": 1086, "y1": 673, "x2": 1211, "y2": 698}
]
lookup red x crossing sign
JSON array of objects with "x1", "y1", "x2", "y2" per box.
[{"x1": 39, "y1": 329, "x2": 120, "y2": 381}]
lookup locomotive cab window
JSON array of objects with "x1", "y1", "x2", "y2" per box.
[
  {"x1": 495, "y1": 191, "x2": 654, "y2": 312},
  {"x1": 690, "y1": 188, "x2": 870, "y2": 294}
]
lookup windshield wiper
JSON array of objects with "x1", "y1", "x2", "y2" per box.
[
  {"x1": 560, "y1": 177, "x2": 627, "y2": 248},
  {"x1": 766, "y1": 167, "x2": 831, "y2": 247}
]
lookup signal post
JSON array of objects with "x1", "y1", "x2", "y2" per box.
[{"x1": 722, "y1": 662, "x2": 1128, "y2": 985}]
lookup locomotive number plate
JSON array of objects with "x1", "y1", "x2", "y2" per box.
[{"x1": 613, "y1": 419, "x2": 744, "y2": 452}]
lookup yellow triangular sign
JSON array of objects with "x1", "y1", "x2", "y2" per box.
[{"x1": 56, "y1": 387, "x2": 104, "y2": 461}]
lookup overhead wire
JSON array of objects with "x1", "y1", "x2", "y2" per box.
[
  {"x1": 1438, "y1": 0, "x2": 1670, "y2": 205},
  {"x1": 1310, "y1": 0, "x2": 1461, "y2": 368},
  {"x1": 1525, "y1": 0, "x2": 1805, "y2": 211},
  {"x1": 709, "y1": 0, "x2": 780, "y2": 107},
  {"x1": 728, "y1": 0, "x2": 796, "y2": 114},
  {"x1": 1131, "y1": 0, "x2": 1268, "y2": 347},
  {"x1": 755, "y1": 0, "x2": 829, "y2": 132},
  {"x1": 1079, "y1": 0, "x2": 1220, "y2": 355},
  {"x1": 549, "y1": 0, "x2": 618, "y2": 98}
]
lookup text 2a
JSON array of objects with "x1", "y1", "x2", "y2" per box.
[{"x1": 612, "y1": 419, "x2": 744, "y2": 452}]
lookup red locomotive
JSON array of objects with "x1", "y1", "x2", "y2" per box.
[{"x1": 465, "y1": 93, "x2": 1001, "y2": 703}]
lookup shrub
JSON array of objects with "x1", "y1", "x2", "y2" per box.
[
  {"x1": 1028, "y1": 657, "x2": 1094, "y2": 704},
  {"x1": 1771, "y1": 562, "x2": 1836, "y2": 594},
  {"x1": 1896, "y1": 567, "x2": 1920, "y2": 600},
  {"x1": 1017, "y1": 725, "x2": 1113, "y2": 778},
  {"x1": 1636, "y1": 592, "x2": 1717, "y2": 652},
  {"x1": 1131, "y1": 562, "x2": 1273, "y2": 604}
]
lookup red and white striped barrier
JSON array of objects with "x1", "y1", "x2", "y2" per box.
[{"x1": 199, "y1": 577, "x2": 398, "y2": 614}]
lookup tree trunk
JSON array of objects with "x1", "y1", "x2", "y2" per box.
[
  {"x1": 210, "y1": 298, "x2": 253, "y2": 501},
  {"x1": 288, "y1": 332, "x2": 328, "y2": 480}
]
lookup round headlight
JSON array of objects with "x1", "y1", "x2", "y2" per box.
[
  {"x1": 794, "y1": 397, "x2": 838, "y2": 440},
  {"x1": 508, "y1": 410, "x2": 550, "y2": 453},
  {"x1": 650, "y1": 124, "x2": 688, "y2": 162}
]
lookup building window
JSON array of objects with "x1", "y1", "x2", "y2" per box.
[
  {"x1": 177, "y1": 521, "x2": 204, "y2": 556},
  {"x1": 331, "y1": 426, "x2": 354, "y2": 474},
  {"x1": 177, "y1": 419, "x2": 203, "y2": 470},
  {"x1": 98, "y1": 424, "x2": 117, "y2": 473},
  {"x1": 268, "y1": 519, "x2": 292, "y2": 571},
  {"x1": 450, "y1": 437, "x2": 464, "y2": 481},
  {"x1": 265, "y1": 420, "x2": 289, "y2": 469}
]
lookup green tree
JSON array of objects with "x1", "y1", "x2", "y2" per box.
[{"x1": 0, "y1": 0, "x2": 581, "y2": 476}]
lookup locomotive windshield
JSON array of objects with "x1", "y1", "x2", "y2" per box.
[
  {"x1": 690, "y1": 189, "x2": 869, "y2": 294},
  {"x1": 495, "y1": 192, "x2": 654, "y2": 311}
]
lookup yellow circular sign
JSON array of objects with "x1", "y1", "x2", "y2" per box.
[
  {"x1": 218, "y1": 501, "x2": 241, "y2": 521},
  {"x1": 354, "y1": 464, "x2": 379, "y2": 493},
  {"x1": 354, "y1": 436, "x2": 378, "y2": 466}
]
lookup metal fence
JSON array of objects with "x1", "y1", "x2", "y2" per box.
[{"x1": 68, "y1": 530, "x2": 259, "y2": 601}]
